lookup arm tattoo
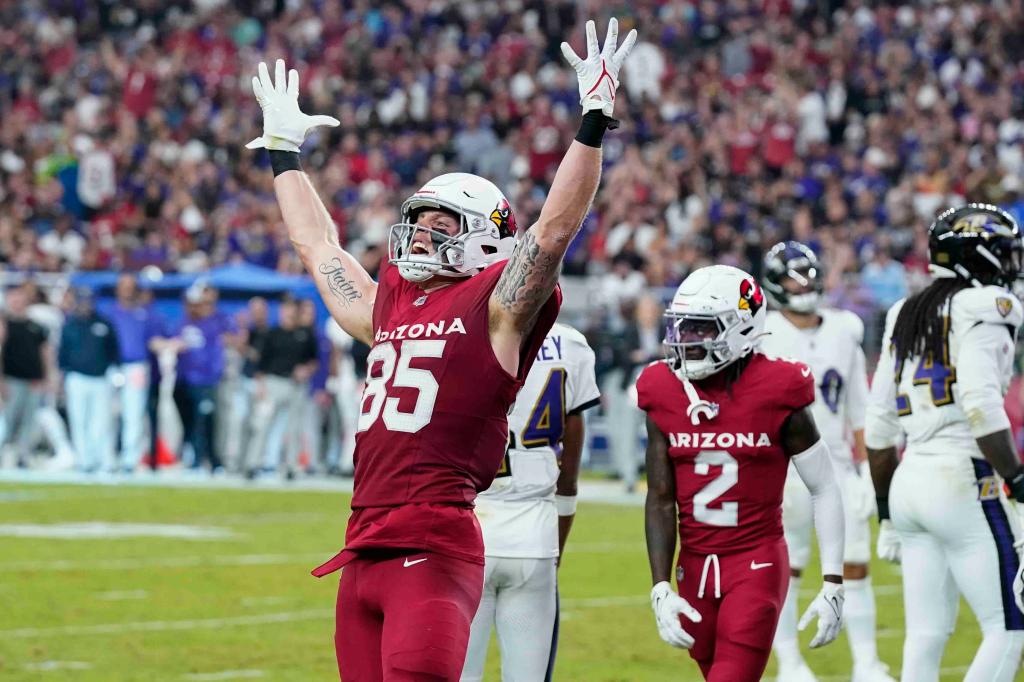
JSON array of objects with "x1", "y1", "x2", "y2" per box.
[
  {"x1": 318, "y1": 258, "x2": 363, "y2": 307},
  {"x1": 493, "y1": 231, "x2": 561, "y2": 318}
]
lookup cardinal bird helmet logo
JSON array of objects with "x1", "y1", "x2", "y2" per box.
[
  {"x1": 738, "y1": 277, "x2": 764, "y2": 314},
  {"x1": 489, "y1": 198, "x2": 517, "y2": 239}
]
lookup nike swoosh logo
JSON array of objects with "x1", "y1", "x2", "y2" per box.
[
  {"x1": 403, "y1": 557, "x2": 428, "y2": 568},
  {"x1": 800, "y1": 367, "x2": 811, "y2": 377},
  {"x1": 827, "y1": 595, "x2": 841, "y2": 619},
  {"x1": 750, "y1": 561, "x2": 773, "y2": 570}
]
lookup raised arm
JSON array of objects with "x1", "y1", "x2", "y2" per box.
[
  {"x1": 273, "y1": 171, "x2": 376, "y2": 345},
  {"x1": 247, "y1": 60, "x2": 376, "y2": 345},
  {"x1": 488, "y1": 19, "x2": 635, "y2": 369}
]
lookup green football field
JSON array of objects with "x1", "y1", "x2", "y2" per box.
[{"x1": 0, "y1": 479, "x2": 1015, "y2": 681}]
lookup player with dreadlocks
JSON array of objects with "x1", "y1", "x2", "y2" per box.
[{"x1": 866, "y1": 203, "x2": 1024, "y2": 681}]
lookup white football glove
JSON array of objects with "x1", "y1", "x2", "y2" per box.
[
  {"x1": 560, "y1": 18, "x2": 637, "y2": 117},
  {"x1": 246, "y1": 59, "x2": 339, "y2": 153},
  {"x1": 876, "y1": 519, "x2": 902, "y2": 564},
  {"x1": 650, "y1": 581, "x2": 702, "y2": 649},
  {"x1": 798, "y1": 581, "x2": 844, "y2": 648}
]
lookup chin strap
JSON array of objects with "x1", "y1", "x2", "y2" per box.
[{"x1": 681, "y1": 377, "x2": 719, "y2": 425}]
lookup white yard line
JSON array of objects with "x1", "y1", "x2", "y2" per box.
[
  {"x1": 1, "y1": 609, "x2": 333, "y2": 638},
  {"x1": 96, "y1": 589, "x2": 149, "y2": 601},
  {"x1": 23, "y1": 661, "x2": 92, "y2": 671},
  {"x1": 184, "y1": 671, "x2": 265, "y2": 681}
]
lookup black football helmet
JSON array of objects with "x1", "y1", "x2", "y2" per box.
[
  {"x1": 928, "y1": 203, "x2": 1024, "y2": 289},
  {"x1": 762, "y1": 241, "x2": 824, "y2": 313}
]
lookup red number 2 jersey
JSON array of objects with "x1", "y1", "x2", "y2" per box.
[
  {"x1": 636, "y1": 354, "x2": 814, "y2": 555},
  {"x1": 314, "y1": 257, "x2": 560, "y2": 575}
]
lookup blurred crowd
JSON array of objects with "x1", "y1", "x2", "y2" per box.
[
  {"x1": 0, "y1": 274, "x2": 367, "y2": 475},
  {"x1": 3, "y1": 0, "x2": 1024, "y2": 476}
]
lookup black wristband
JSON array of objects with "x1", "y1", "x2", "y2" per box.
[
  {"x1": 876, "y1": 497, "x2": 890, "y2": 521},
  {"x1": 1009, "y1": 469, "x2": 1024, "y2": 504},
  {"x1": 269, "y1": 150, "x2": 301, "y2": 177},
  {"x1": 574, "y1": 110, "x2": 619, "y2": 148}
]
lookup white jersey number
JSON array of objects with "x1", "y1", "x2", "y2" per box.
[
  {"x1": 692, "y1": 450, "x2": 739, "y2": 527},
  {"x1": 357, "y1": 340, "x2": 445, "y2": 434}
]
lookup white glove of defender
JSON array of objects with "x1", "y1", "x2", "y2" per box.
[
  {"x1": 246, "y1": 59, "x2": 339, "y2": 153},
  {"x1": 876, "y1": 519, "x2": 902, "y2": 563},
  {"x1": 798, "y1": 581, "x2": 844, "y2": 648},
  {"x1": 560, "y1": 18, "x2": 637, "y2": 117},
  {"x1": 650, "y1": 581, "x2": 702, "y2": 649}
]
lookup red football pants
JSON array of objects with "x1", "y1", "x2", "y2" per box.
[
  {"x1": 334, "y1": 549, "x2": 484, "y2": 681},
  {"x1": 676, "y1": 539, "x2": 789, "y2": 682}
]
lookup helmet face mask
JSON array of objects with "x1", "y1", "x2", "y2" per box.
[
  {"x1": 929, "y1": 203, "x2": 1024, "y2": 290},
  {"x1": 387, "y1": 217, "x2": 467, "y2": 283},
  {"x1": 663, "y1": 265, "x2": 766, "y2": 381},
  {"x1": 762, "y1": 241, "x2": 824, "y2": 313},
  {"x1": 388, "y1": 173, "x2": 517, "y2": 283}
]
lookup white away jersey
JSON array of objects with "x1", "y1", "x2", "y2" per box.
[
  {"x1": 866, "y1": 285, "x2": 1023, "y2": 457},
  {"x1": 761, "y1": 309, "x2": 868, "y2": 463},
  {"x1": 475, "y1": 323, "x2": 600, "y2": 558}
]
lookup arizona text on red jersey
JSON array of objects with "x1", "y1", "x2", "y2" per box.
[
  {"x1": 637, "y1": 353, "x2": 815, "y2": 554},
  {"x1": 315, "y1": 256, "x2": 560, "y2": 573}
]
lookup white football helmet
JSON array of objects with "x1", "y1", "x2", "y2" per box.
[
  {"x1": 664, "y1": 265, "x2": 768, "y2": 380},
  {"x1": 387, "y1": 173, "x2": 517, "y2": 282}
]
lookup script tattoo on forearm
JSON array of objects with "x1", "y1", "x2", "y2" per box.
[
  {"x1": 318, "y1": 258, "x2": 363, "y2": 307},
  {"x1": 493, "y1": 231, "x2": 561, "y2": 319}
]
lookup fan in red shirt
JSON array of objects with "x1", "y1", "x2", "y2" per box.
[
  {"x1": 641, "y1": 265, "x2": 846, "y2": 682},
  {"x1": 247, "y1": 18, "x2": 637, "y2": 682}
]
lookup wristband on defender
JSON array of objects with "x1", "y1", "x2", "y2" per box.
[
  {"x1": 269, "y1": 150, "x2": 302, "y2": 177},
  {"x1": 555, "y1": 494, "x2": 578, "y2": 516},
  {"x1": 876, "y1": 497, "x2": 890, "y2": 521},
  {"x1": 574, "y1": 110, "x2": 619, "y2": 148}
]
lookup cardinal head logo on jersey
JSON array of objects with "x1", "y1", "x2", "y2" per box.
[
  {"x1": 738, "y1": 277, "x2": 764, "y2": 315},
  {"x1": 489, "y1": 198, "x2": 517, "y2": 239}
]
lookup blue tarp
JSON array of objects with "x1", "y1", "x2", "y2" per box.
[
  {"x1": 70, "y1": 263, "x2": 319, "y2": 296},
  {"x1": 73, "y1": 264, "x2": 327, "y2": 328}
]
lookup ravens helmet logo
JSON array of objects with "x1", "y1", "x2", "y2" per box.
[
  {"x1": 489, "y1": 198, "x2": 517, "y2": 239},
  {"x1": 738, "y1": 277, "x2": 764, "y2": 314}
]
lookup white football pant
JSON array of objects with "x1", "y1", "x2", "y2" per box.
[
  {"x1": 461, "y1": 557, "x2": 558, "y2": 682},
  {"x1": 891, "y1": 453, "x2": 1024, "y2": 682}
]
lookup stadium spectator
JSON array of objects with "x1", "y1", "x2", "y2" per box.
[
  {"x1": 0, "y1": 285, "x2": 52, "y2": 468},
  {"x1": 242, "y1": 296, "x2": 317, "y2": 479},
  {"x1": 23, "y1": 282, "x2": 75, "y2": 469},
  {"x1": 225, "y1": 296, "x2": 271, "y2": 473},
  {"x1": 101, "y1": 274, "x2": 162, "y2": 472},
  {"x1": 59, "y1": 287, "x2": 120, "y2": 473},
  {"x1": 170, "y1": 283, "x2": 235, "y2": 473}
]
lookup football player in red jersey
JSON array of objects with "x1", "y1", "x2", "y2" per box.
[
  {"x1": 245, "y1": 19, "x2": 636, "y2": 682},
  {"x1": 640, "y1": 265, "x2": 846, "y2": 682}
]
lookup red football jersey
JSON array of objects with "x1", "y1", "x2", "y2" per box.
[
  {"x1": 636, "y1": 353, "x2": 814, "y2": 555},
  {"x1": 339, "y1": 257, "x2": 560, "y2": 565}
]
